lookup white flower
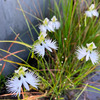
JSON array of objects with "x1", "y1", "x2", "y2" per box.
[
  {"x1": 51, "y1": 16, "x2": 60, "y2": 29},
  {"x1": 76, "y1": 42, "x2": 99, "y2": 65},
  {"x1": 85, "y1": 4, "x2": 99, "y2": 17},
  {"x1": 39, "y1": 18, "x2": 54, "y2": 32},
  {"x1": 34, "y1": 38, "x2": 58, "y2": 57},
  {"x1": 6, "y1": 67, "x2": 39, "y2": 96}
]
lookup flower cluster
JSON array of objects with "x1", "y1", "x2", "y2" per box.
[
  {"x1": 33, "y1": 16, "x2": 60, "y2": 57},
  {"x1": 76, "y1": 42, "x2": 99, "y2": 65},
  {"x1": 6, "y1": 66, "x2": 39, "y2": 96},
  {"x1": 6, "y1": 16, "x2": 60, "y2": 97},
  {"x1": 39, "y1": 16, "x2": 60, "y2": 33},
  {"x1": 5, "y1": 6, "x2": 100, "y2": 98}
]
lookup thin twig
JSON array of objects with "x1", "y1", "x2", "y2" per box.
[
  {"x1": 21, "y1": 87, "x2": 24, "y2": 99},
  {"x1": 0, "y1": 34, "x2": 19, "y2": 75},
  {"x1": 75, "y1": 83, "x2": 88, "y2": 100},
  {"x1": 39, "y1": 69, "x2": 60, "y2": 71},
  {"x1": 0, "y1": 50, "x2": 25, "y2": 61},
  {"x1": 0, "y1": 92, "x2": 43, "y2": 97}
]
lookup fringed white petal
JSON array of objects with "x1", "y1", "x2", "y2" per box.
[
  {"x1": 90, "y1": 50, "x2": 99, "y2": 65},
  {"x1": 76, "y1": 46, "x2": 87, "y2": 60},
  {"x1": 21, "y1": 75, "x2": 29, "y2": 91},
  {"x1": 6, "y1": 77, "x2": 22, "y2": 96},
  {"x1": 42, "y1": 42, "x2": 52, "y2": 52},
  {"x1": 24, "y1": 72, "x2": 39, "y2": 89},
  {"x1": 34, "y1": 43, "x2": 45, "y2": 57},
  {"x1": 45, "y1": 39, "x2": 58, "y2": 50}
]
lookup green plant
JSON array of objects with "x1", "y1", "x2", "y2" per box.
[{"x1": 0, "y1": 0, "x2": 100, "y2": 100}]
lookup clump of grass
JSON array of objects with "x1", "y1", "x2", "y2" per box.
[{"x1": 37, "y1": 0, "x2": 100, "y2": 99}]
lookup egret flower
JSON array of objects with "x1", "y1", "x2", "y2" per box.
[
  {"x1": 50, "y1": 16, "x2": 60, "y2": 29},
  {"x1": 85, "y1": 4, "x2": 99, "y2": 17},
  {"x1": 76, "y1": 42, "x2": 99, "y2": 65},
  {"x1": 6, "y1": 66, "x2": 39, "y2": 96},
  {"x1": 39, "y1": 18, "x2": 54, "y2": 32},
  {"x1": 34, "y1": 38, "x2": 57, "y2": 57}
]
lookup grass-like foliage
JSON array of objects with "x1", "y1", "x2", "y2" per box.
[{"x1": 0, "y1": 0, "x2": 100, "y2": 99}]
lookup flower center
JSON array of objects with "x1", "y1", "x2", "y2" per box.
[
  {"x1": 43, "y1": 19, "x2": 48, "y2": 26},
  {"x1": 18, "y1": 68, "x2": 26, "y2": 76},
  {"x1": 89, "y1": 5, "x2": 94, "y2": 11},
  {"x1": 38, "y1": 35, "x2": 45, "y2": 42},
  {"x1": 52, "y1": 17, "x2": 56, "y2": 22},
  {"x1": 87, "y1": 44, "x2": 93, "y2": 51}
]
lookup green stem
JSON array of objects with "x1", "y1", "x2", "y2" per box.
[
  {"x1": 85, "y1": 15, "x2": 87, "y2": 27},
  {"x1": 17, "y1": 94, "x2": 20, "y2": 100},
  {"x1": 0, "y1": 41, "x2": 32, "y2": 48},
  {"x1": 75, "y1": 83, "x2": 88, "y2": 100}
]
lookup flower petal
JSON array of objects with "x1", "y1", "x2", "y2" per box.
[
  {"x1": 42, "y1": 42, "x2": 52, "y2": 52},
  {"x1": 55, "y1": 21, "x2": 60, "y2": 29},
  {"x1": 34, "y1": 43, "x2": 45, "y2": 57},
  {"x1": 45, "y1": 39, "x2": 58, "y2": 50},
  {"x1": 86, "y1": 51, "x2": 90, "y2": 61},
  {"x1": 24, "y1": 72, "x2": 39, "y2": 89},
  {"x1": 85, "y1": 11, "x2": 93, "y2": 17},
  {"x1": 90, "y1": 50, "x2": 99, "y2": 64},
  {"x1": 76, "y1": 46, "x2": 87, "y2": 60},
  {"x1": 47, "y1": 22, "x2": 55, "y2": 32},
  {"x1": 6, "y1": 77, "x2": 22, "y2": 96},
  {"x1": 39, "y1": 25, "x2": 47, "y2": 33},
  {"x1": 21, "y1": 75, "x2": 29, "y2": 91},
  {"x1": 91, "y1": 10, "x2": 99, "y2": 17}
]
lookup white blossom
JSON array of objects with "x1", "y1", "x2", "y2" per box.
[
  {"x1": 51, "y1": 16, "x2": 60, "y2": 29},
  {"x1": 39, "y1": 18, "x2": 54, "y2": 32},
  {"x1": 85, "y1": 4, "x2": 99, "y2": 17},
  {"x1": 6, "y1": 67, "x2": 39, "y2": 96},
  {"x1": 76, "y1": 42, "x2": 99, "y2": 65},
  {"x1": 34, "y1": 38, "x2": 58, "y2": 57}
]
